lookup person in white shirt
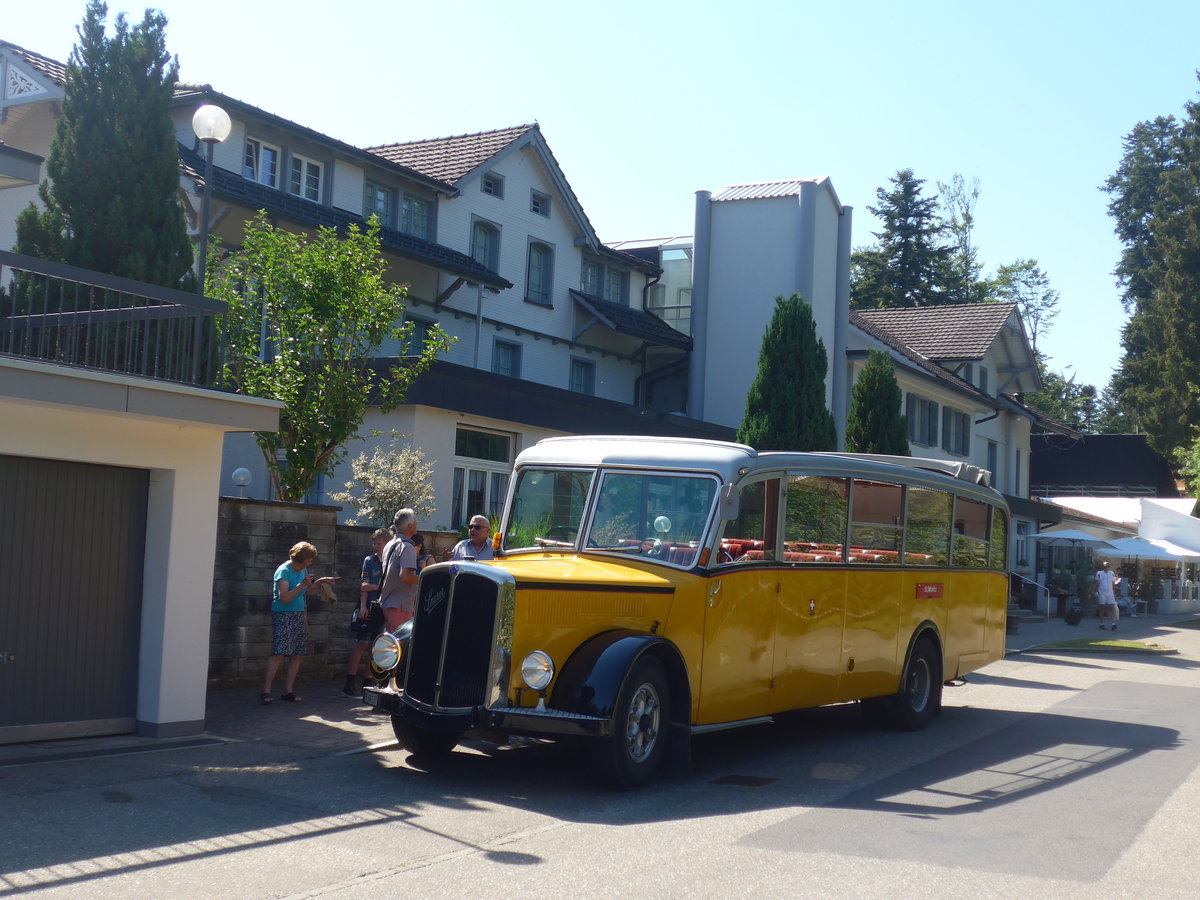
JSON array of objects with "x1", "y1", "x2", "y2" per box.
[{"x1": 1095, "y1": 560, "x2": 1118, "y2": 631}]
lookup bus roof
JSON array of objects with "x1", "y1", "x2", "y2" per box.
[{"x1": 517, "y1": 437, "x2": 999, "y2": 498}]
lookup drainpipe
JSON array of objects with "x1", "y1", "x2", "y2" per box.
[
  {"x1": 688, "y1": 191, "x2": 712, "y2": 420},
  {"x1": 473, "y1": 281, "x2": 483, "y2": 368},
  {"x1": 832, "y1": 204, "x2": 853, "y2": 449}
]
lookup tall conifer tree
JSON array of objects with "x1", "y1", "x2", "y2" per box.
[
  {"x1": 14, "y1": 1, "x2": 192, "y2": 287},
  {"x1": 845, "y1": 350, "x2": 909, "y2": 455},
  {"x1": 737, "y1": 293, "x2": 837, "y2": 452}
]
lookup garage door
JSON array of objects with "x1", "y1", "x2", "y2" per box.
[{"x1": 0, "y1": 454, "x2": 148, "y2": 743}]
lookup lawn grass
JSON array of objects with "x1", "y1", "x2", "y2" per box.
[
  {"x1": 1170, "y1": 619, "x2": 1200, "y2": 630},
  {"x1": 1034, "y1": 636, "x2": 1176, "y2": 654}
]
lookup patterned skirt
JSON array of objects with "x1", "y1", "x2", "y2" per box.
[{"x1": 271, "y1": 610, "x2": 308, "y2": 656}]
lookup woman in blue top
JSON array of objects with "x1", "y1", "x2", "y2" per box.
[{"x1": 261, "y1": 541, "x2": 337, "y2": 704}]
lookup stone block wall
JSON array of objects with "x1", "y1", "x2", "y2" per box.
[{"x1": 209, "y1": 497, "x2": 460, "y2": 688}]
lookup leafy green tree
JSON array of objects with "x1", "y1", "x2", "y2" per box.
[
  {"x1": 210, "y1": 212, "x2": 452, "y2": 501},
  {"x1": 329, "y1": 433, "x2": 436, "y2": 526},
  {"x1": 993, "y1": 259, "x2": 1059, "y2": 356},
  {"x1": 14, "y1": 1, "x2": 193, "y2": 287},
  {"x1": 845, "y1": 350, "x2": 909, "y2": 454},
  {"x1": 850, "y1": 169, "x2": 962, "y2": 309},
  {"x1": 737, "y1": 293, "x2": 837, "y2": 451},
  {"x1": 1025, "y1": 364, "x2": 1098, "y2": 433}
]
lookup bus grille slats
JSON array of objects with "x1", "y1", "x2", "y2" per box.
[{"x1": 406, "y1": 568, "x2": 499, "y2": 710}]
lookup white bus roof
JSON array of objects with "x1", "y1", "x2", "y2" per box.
[{"x1": 516, "y1": 436, "x2": 998, "y2": 498}]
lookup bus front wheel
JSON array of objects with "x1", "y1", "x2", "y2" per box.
[{"x1": 591, "y1": 655, "x2": 669, "y2": 789}]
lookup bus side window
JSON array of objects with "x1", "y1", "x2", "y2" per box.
[
  {"x1": 905, "y1": 487, "x2": 951, "y2": 566},
  {"x1": 953, "y1": 496, "x2": 990, "y2": 567},
  {"x1": 989, "y1": 505, "x2": 1008, "y2": 570},
  {"x1": 849, "y1": 479, "x2": 903, "y2": 564},
  {"x1": 717, "y1": 479, "x2": 778, "y2": 564},
  {"x1": 784, "y1": 475, "x2": 848, "y2": 562}
]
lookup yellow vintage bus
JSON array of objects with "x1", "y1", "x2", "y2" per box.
[{"x1": 363, "y1": 435, "x2": 1009, "y2": 788}]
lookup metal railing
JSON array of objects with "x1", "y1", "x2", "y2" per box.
[
  {"x1": 0, "y1": 250, "x2": 226, "y2": 387},
  {"x1": 1010, "y1": 570, "x2": 1052, "y2": 617}
]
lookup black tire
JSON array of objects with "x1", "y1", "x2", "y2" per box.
[
  {"x1": 591, "y1": 655, "x2": 670, "y2": 789},
  {"x1": 391, "y1": 715, "x2": 461, "y2": 757},
  {"x1": 890, "y1": 636, "x2": 941, "y2": 731}
]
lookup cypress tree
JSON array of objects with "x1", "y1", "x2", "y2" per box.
[
  {"x1": 14, "y1": 1, "x2": 192, "y2": 288},
  {"x1": 736, "y1": 293, "x2": 837, "y2": 452},
  {"x1": 845, "y1": 350, "x2": 909, "y2": 455}
]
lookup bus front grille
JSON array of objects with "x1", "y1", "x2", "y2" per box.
[{"x1": 405, "y1": 566, "x2": 501, "y2": 710}]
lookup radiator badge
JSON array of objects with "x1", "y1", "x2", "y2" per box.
[{"x1": 424, "y1": 585, "x2": 447, "y2": 614}]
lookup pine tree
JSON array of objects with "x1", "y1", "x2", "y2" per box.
[
  {"x1": 14, "y1": 1, "x2": 192, "y2": 288},
  {"x1": 850, "y1": 169, "x2": 961, "y2": 309},
  {"x1": 736, "y1": 293, "x2": 837, "y2": 452},
  {"x1": 845, "y1": 350, "x2": 909, "y2": 454}
]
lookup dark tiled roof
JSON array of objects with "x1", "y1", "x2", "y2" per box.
[
  {"x1": 367, "y1": 124, "x2": 536, "y2": 186},
  {"x1": 854, "y1": 303, "x2": 1017, "y2": 361},
  {"x1": 179, "y1": 144, "x2": 511, "y2": 290},
  {"x1": 570, "y1": 290, "x2": 691, "y2": 350},
  {"x1": 1, "y1": 41, "x2": 67, "y2": 84}
]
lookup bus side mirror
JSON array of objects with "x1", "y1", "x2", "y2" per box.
[{"x1": 720, "y1": 483, "x2": 739, "y2": 519}]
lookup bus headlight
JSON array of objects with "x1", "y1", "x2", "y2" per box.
[
  {"x1": 520, "y1": 650, "x2": 555, "y2": 691},
  {"x1": 370, "y1": 632, "x2": 402, "y2": 674}
]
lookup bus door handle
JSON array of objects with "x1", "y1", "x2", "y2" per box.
[{"x1": 708, "y1": 580, "x2": 722, "y2": 608}]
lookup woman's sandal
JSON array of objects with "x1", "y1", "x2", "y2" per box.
[
  {"x1": 280, "y1": 692, "x2": 302, "y2": 703},
  {"x1": 260, "y1": 692, "x2": 273, "y2": 705}
]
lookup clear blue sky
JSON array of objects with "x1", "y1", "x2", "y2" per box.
[{"x1": 12, "y1": 0, "x2": 1200, "y2": 392}]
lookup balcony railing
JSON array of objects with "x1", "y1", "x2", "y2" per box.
[{"x1": 0, "y1": 250, "x2": 225, "y2": 388}]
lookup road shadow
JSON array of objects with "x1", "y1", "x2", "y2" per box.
[{"x1": 2, "y1": 681, "x2": 1196, "y2": 892}]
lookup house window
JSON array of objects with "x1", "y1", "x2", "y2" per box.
[
  {"x1": 526, "y1": 242, "x2": 553, "y2": 306},
  {"x1": 481, "y1": 172, "x2": 504, "y2": 198},
  {"x1": 979, "y1": 366, "x2": 989, "y2": 394},
  {"x1": 987, "y1": 440, "x2": 998, "y2": 482},
  {"x1": 906, "y1": 394, "x2": 938, "y2": 446},
  {"x1": 452, "y1": 426, "x2": 512, "y2": 527},
  {"x1": 581, "y1": 260, "x2": 602, "y2": 295},
  {"x1": 401, "y1": 195, "x2": 431, "y2": 239},
  {"x1": 961, "y1": 363, "x2": 973, "y2": 385},
  {"x1": 471, "y1": 220, "x2": 499, "y2": 269},
  {"x1": 570, "y1": 357, "x2": 595, "y2": 394},
  {"x1": 288, "y1": 154, "x2": 322, "y2": 202},
  {"x1": 363, "y1": 180, "x2": 395, "y2": 226},
  {"x1": 605, "y1": 269, "x2": 629, "y2": 305},
  {"x1": 942, "y1": 407, "x2": 970, "y2": 456},
  {"x1": 492, "y1": 339, "x2": 521, "y2": 378},
  {"x1": 530, "y1": 190, "x2": 550, "y2": 217},
  {"x1": 243, "y1": 137, "x2": 280, "y2": 188},
  {"x1": 405, "y1": 314, "x2": 437, "y2": 355}
]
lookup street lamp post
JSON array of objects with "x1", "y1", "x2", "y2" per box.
[{"x1": 190, "y1": 103, "x2": 231, "y2": 381}]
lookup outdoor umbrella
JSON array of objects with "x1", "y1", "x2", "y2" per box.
[{"x1": 1031, "y1": 529, "x2": 1117, "y2": 550}]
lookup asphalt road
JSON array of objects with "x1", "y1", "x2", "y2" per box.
[{"x1": 2, "y1": 616, "x2": 1199, "y2": 899}]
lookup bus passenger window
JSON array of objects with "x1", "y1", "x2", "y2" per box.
[
  {"x1": 784, "y1": 475, "x2": 848, "y2": 562},
  {"x1": 905, "y1": 487, "x2": 951, "y2": 566},
  {"x1": 849, "y1": 479, "x2": 903, "y2": 564},
  {"x1": 989, "y1": 506, "x2": 1008, "y2": 570},
  {"x1": 953, "y1": 496, "x2": 990, "y2": 568},
  {"x1": 717, "y1": 479, "x2": 777, "y2": 564}
]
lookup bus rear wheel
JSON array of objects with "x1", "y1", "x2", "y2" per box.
[{"x1": 890, "y1": 636, "x2": 941, "y2": 731}]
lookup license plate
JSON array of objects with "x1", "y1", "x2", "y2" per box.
[{"x1": 364, "y1": 691, "x2": 381, "y2": 708}]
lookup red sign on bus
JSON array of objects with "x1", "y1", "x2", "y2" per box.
[{"x1": 916, "y1": 582, "x2": 944, "y2": 599}]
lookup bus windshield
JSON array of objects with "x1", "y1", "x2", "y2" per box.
[
  {"x1": 585, "y1": 471, "x2": 718, "y2": 566},
  {"x1": 503, "y1": 468, "x2": 594, "y2": 551},
  {"x1": 502, "y1": 467, "x2": 719, "y2": 566}
]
